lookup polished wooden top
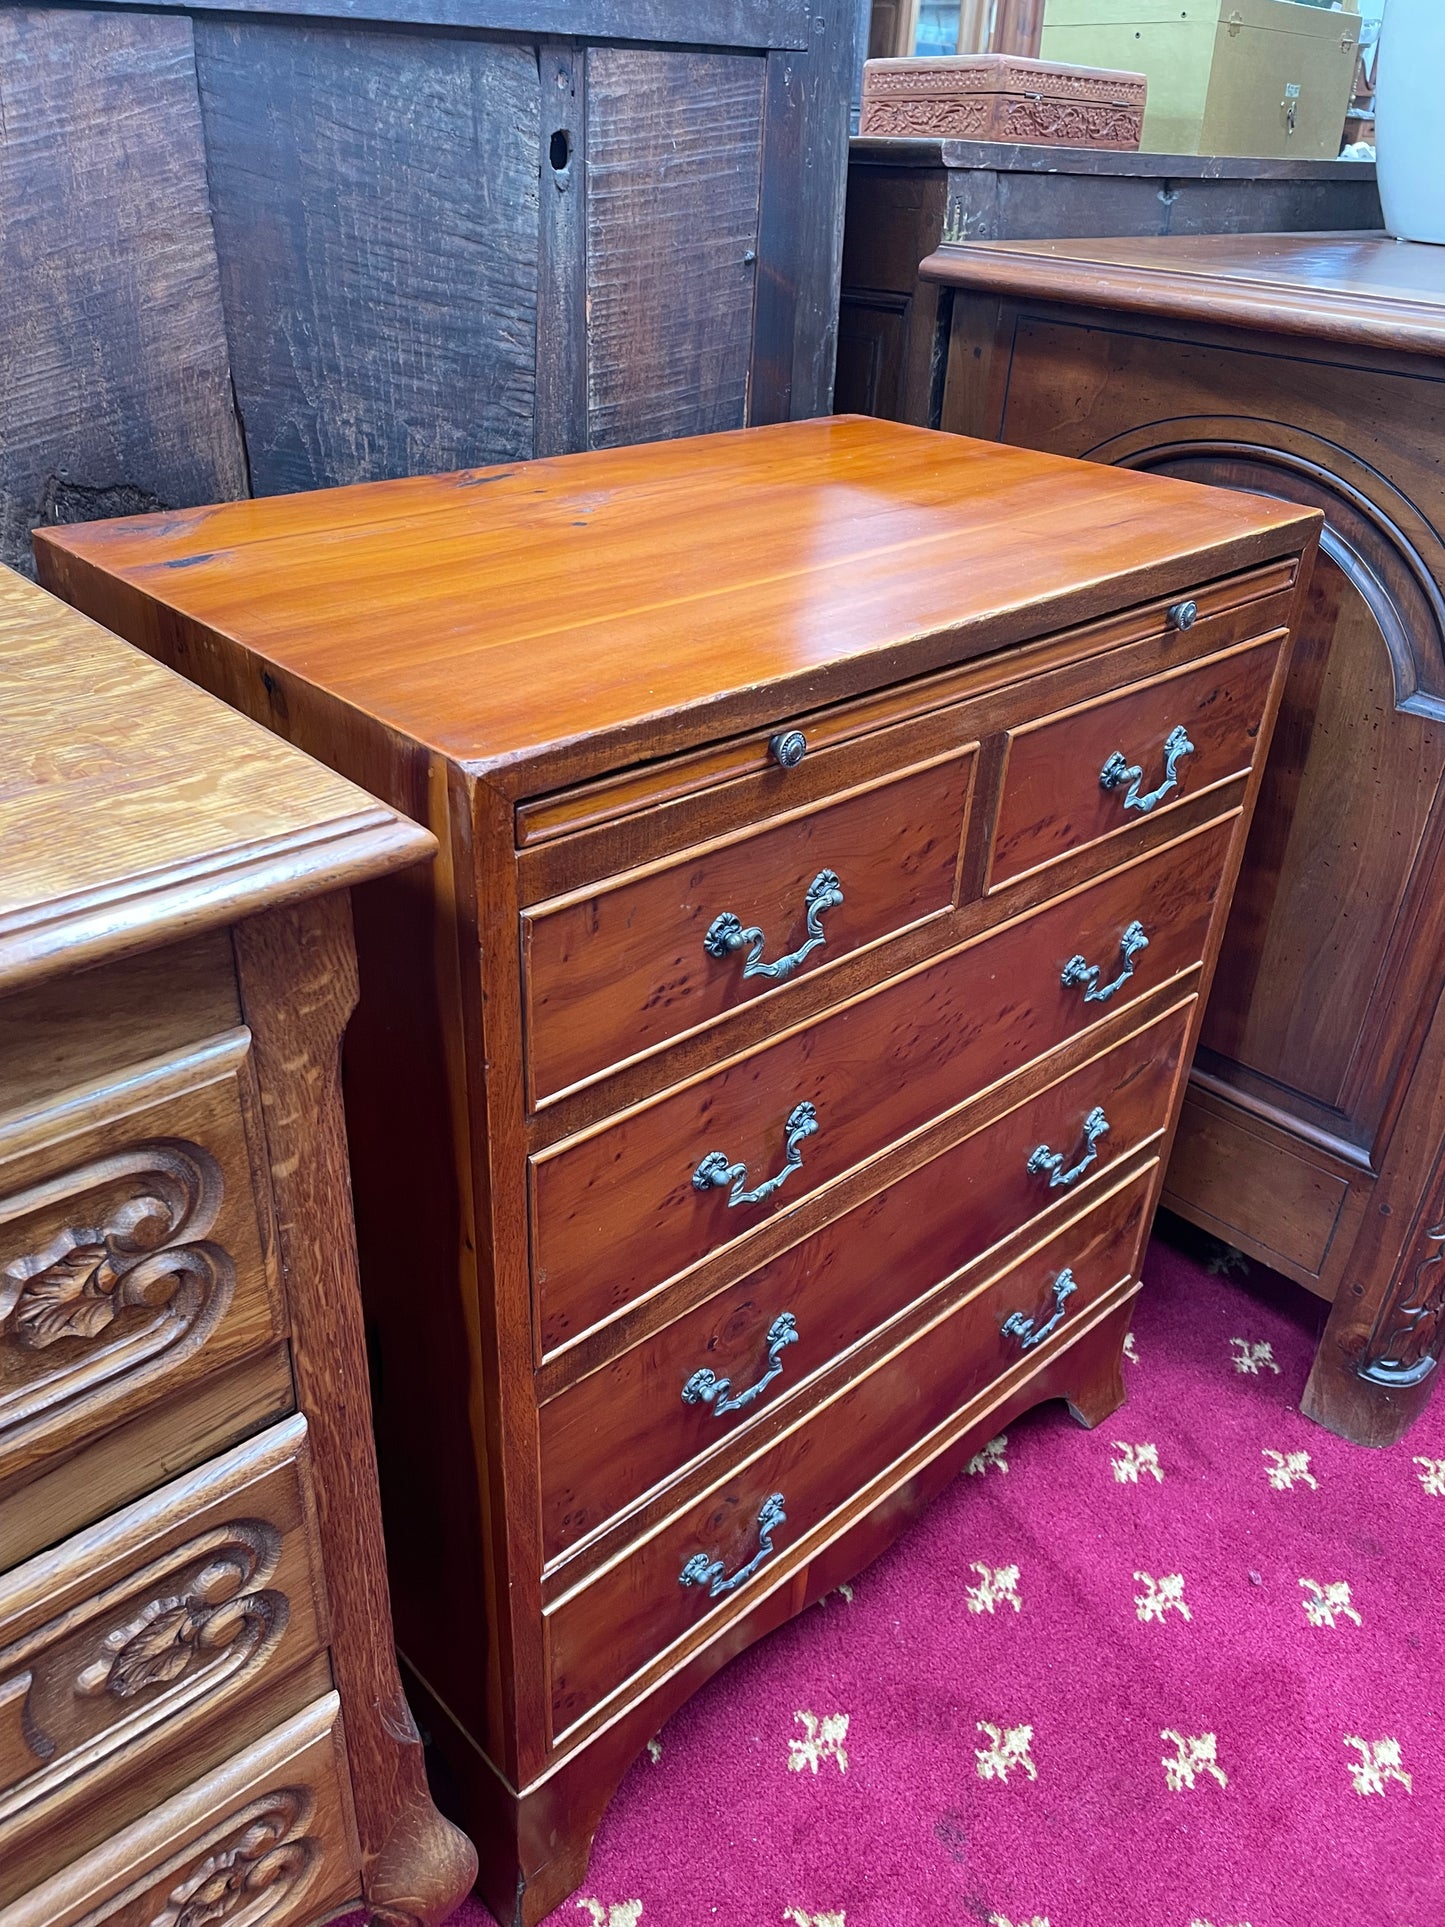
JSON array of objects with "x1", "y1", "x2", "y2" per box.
[
  {"x1": 920, "y1": 232, "x2": 1445, "y2": 355},
  {"x1": 36, "y1": 417, "x2": 1314, "y2": 784},
  {"x1": 0, "y1": 566, "x2": 433, "y2": 988}
]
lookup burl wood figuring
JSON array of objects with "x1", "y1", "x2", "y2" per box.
[
  {"x1": 0, "y1": 569, "x2": 475, "y2": 1926},
  {"x1": 924, "y1": 232, "x2": 1445, "y2": 1448},
  {"x1": 35, "y1": 416, "x2": 1318, "y2": 1924}
]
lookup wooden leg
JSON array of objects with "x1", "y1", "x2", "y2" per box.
[{"x1": 1063, "y1": 1299, "x2": 1132, "y2": 1430}]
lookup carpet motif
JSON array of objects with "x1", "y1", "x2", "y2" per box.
[{"x1": 400, "y1": 1232, "x2": 1445, "y2": 1927}]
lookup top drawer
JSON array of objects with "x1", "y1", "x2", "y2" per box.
[{"x1": 523, "y1": 737, "x2": 977, "y2": 1103}]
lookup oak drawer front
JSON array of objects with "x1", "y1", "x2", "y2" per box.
[
  {"x1": 546, "y1": 1168, "x2": 1152, "y2": 1736},
  {"x1": 0, "y1": 1031, "x2": 284, "y2": 1486},
  {"x1": 0, "y1": 1693, "x2": 358, "y2": 1927},
  {"x1": 532, "y1": 813, "x2": 1232, "y2": 1356},
  {"x1": 538, "y1": 997, "x2": 1192, "y2": 1560},
  {"x1": 989, "y1": 631, "x2": 1283, "y2": 889},
  {"x1": 0, "y1": 1416, "x2": 327, "y2": 1874},
  {"x1": 523, "y1": 748, "x2": 977, "y2": 1103}
]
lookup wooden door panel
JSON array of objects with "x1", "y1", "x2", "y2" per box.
[
  {"x1": 194, "y1": 18, "x2": 540, "y2": 495},
  {"x1": 585, "y1": 48, "x2": 765, "y2": 449}
]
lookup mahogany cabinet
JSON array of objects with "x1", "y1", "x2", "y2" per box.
[
  {"x1": 0, "y1": 569, "x2": 474, "y2": 1925},
  {"x1": 924, "y1": 231, "x2": 1445, "y2": 1448},
  {"x1": 36, "y1": 417, "x2": 1317, "y2": 1922}
]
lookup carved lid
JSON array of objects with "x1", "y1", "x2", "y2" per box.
[
  {"x1": 0, "y1": 567, "x2": 434, "y2": 990},
  {"x1": 862, "y1": 54, "x2": 1147, "y2": 104}
]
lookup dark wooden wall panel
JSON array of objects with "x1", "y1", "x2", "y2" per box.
[
  {"x1": 585, "y1": 48, "x2": 764, "y2": 450},
  {"x1": 194, "y1": 20, "x2": 540, "y2": 494},
  {"x1": 0, "y1": 8, "x2": 247, "y2": 575}
]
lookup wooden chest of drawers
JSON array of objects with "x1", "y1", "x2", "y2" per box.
[
  {"x1": 0, "y1": 571, "x2": 474, "y2": 1926},
  {"x1": 36, "y1": 417, "x2": 1319, "y2": 1925}
]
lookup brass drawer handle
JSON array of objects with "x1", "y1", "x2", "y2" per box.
[
  {"x1": 1061, "y1": 920, "x2": 1149, "y2": 1004},
  {"x1": 1100, "y1": 724, "x2": 1195, "y2": 815},
  {"x1": 703, "y1": 869, "x2": 844, "y2": 984},
  {"x1": 1027, "y1": 1106, "x2": 1110, "y2": 1189},
  {"x1": 692, "y1": 1102, "x2": 818, "y2": 1209},
  {"x1": 680, "y1": 1492, "x2": 787, "y2": 1598},
  {"x1": 682, "y1": 1312, "x2": 799, "y2": 1417},
  {"x1": 1002, "y1": 1268, "x2": 1077, "y2": 1352}
]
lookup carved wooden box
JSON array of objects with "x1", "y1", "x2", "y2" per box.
[
  {"x1": 0, "y1": 568, "x2": 474, "y2": 1927},
  {"x1": 860, "y1": 53, "x2": 1146, "y2": 148},
  {"x1": 35, "y1": 417, "x2": 1318, "y2": 1924}
]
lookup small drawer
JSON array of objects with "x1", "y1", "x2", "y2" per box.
[
  {"x1": 0, "y1": 1416, "x2": 327, "y2": 1894},
  {"x1": 0, "y1": 1693, "x2": 358, "y2": 1927},
  {"x1": 0, "y1": 1029, "x2": 285, "y2": 1487},
  {"x1": 546, "y1": 1167, "x2": 1152, "y2": 1736},
  {"x1": 989, "y1": 631, "x2": 1284, "y2": 888},
  {"x1": 522, "y1": 746, "x2": 976, "y2": 1103},
  {"x1": 539, "y1": 996, "x2": 1193, "y2": 1560},
  {"x1": 532, "y1": 812, "x2": 1232, "y2": 1356}
]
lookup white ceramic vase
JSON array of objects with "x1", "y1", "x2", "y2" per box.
[{"x1": 1374, "y1": 0, "x2": 1445, "y2": 244}]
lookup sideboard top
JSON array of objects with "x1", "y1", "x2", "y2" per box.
[
  {"x1": 0, "y1": 567, "x2": 434, "y2": 989},
  {"x1": 36, "y1": 417, "x2": 1314, "y2": 785},
  {"x1": 921, "y1": 231, "x2": 1445, "y2": 355}
]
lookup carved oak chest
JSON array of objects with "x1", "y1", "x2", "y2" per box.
[
  {"x1": 0, "y1": 570, "x2": 472, "y2": 1927},
  {"x1": 36, "y1": 417, "x2": 1318, "y2": 1924}
]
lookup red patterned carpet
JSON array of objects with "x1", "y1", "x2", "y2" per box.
[{"x1": 406, "y1": 1227, "x2": 1445, "y2": 1927}]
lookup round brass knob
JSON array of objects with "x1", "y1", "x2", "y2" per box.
[
  {"x1": 769, "y1": 729, "x2": 807, "y2": 769},
  {"x1": 1167, "y1": 599, "x2": 1198, "y2": 631}
]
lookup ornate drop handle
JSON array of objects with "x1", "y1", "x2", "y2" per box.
[
  {"x1": 1001, "y1": 1269, "x2": 1077, "y2": 1352},
  {"x1": 679, "y1": 1493, "x2": 788, "y2": 1599},
  {"x1": 1060, "y1": 921, "x2": 1149, "y2": 1004},
  {"x1": 1100, "y1": 725, "x2": 1195, "y2": 815},
  {"x1": 692, "y1": 1102, "x2": 818, "y2": 1209},
  {"x1": 1027, "y1": 1106, "x2": 1110, "y2": 1189},
  {"x1": 703, "y1": 870, "x2": 844, "y2": 984},
  {"x1": 683, "y1": 1312, "x2": 799, "y2": 1417}
]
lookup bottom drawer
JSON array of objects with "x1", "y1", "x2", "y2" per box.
[
  {"x1": 0, "y1": 1694, "x2": 359, "y2": 1927},
  {"x1": 547, "y1": 1164, "x2": 1152, "y2": 1737}
]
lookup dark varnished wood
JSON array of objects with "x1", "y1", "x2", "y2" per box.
[
  {"x1": 35, "y1": 418, "x2": 1313, "y2": 1921},
  {"x1": 926, "y1": 232, "x2": 1445, "y2": 1445}
]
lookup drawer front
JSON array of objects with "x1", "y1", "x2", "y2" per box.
[
  {"x1": 0, "y1": 1417, "x2": 327, "y2": 1872},
  {"x1": 532, "y1": 813, "x2": 1232, "y2": 1355},
  {"x1": 523, "y1": 748, "x2": 976, "y2": 1102},
  {"x1": 546, "y1": 1167, "x2": 1152, "y2": 1736},
  {"x1": 0, "y1": 1030, "x2": 284, "y2": 1486},
  {"x1": 0, "y1": 1694, "x2": 358, "y2": 1927},
  {"x1": 989, "y1": 631, "x2": 1283, "y2": 888},
  {"x1": 539, "y1": 996, "x2": 1192, "y2": 1560}
]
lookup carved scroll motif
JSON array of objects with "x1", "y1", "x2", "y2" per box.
[
  {"x1": 147, "y1": 1788, "x2": 319, "y2": 1927},
  {"x1": 1360, "y1": 1212, "x2": 1445, "y2": 1386},
  {"x1": 0, "y1": 1522, "x2": 285, "y2": 1814},
  {"x1": 860, "y1": 96, "x2": 991, "y2": 137},
  {"x1": 0, "y1": 1142, "x2": 234, "y2": 1444}
]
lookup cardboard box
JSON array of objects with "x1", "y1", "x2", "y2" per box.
[
  {"x1": 860, "y1": 53, "x2": 1147, "y2": 147},
  {"x1": 1040, "y1": 0, "x2": 1360, "y2": 157}
]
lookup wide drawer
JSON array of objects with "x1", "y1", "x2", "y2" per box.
[
  {"x1": 532, "y1": 812, "x2": 1232, "y2": 1355},
  {"x1": 989, "y1": 630, "x2": 1284, "y2": 888},
  {"x1": 0, "y1": 1416, "x2": 327, "y2": 1896},
  {"x1": 523, "y1": 745, "x2": 977, "y2": 1103},
  {"x1": 0, "y1": 1023, "x2": 284, "y2": 1489},
  {"x1": 546, "y1": 1166, "x2": 1152, "y2": 1737},
  {"x1": 539, "y1": 995, "x2": 1192, "y2": 1560},
  {"x1": 0, "y1": 1694, "x2": 358, "y2": 1927}
]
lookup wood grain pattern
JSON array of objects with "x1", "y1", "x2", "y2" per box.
[
  {"x1": 927, "y1": 232, "x2": 1445, "y2": 1443},
  {"x1": 531, "y1": 814, "x2": 1232, "y2": 1355},
  {"x1": 0, "y1": 8, "x2": 246, "y2": 576},
  {"x1": 194, "y1": 19, "x2": 539, "y2": 495},
  {"x1": 585, "y1": 49, "x2": 764, "y2": 449},
  {"x1": 36, "y1": 418, "x2": 1310, "y2": 1921},
  {"x1": 35, "y1": 419, "x2": 1314, "y2": 789},
  {"x1": 0, "y1": 1693, "x2": 358, "y2": 1927},
  {"x1": 539, "y1": 997, "x2": 1192, "y2": 1560}
]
